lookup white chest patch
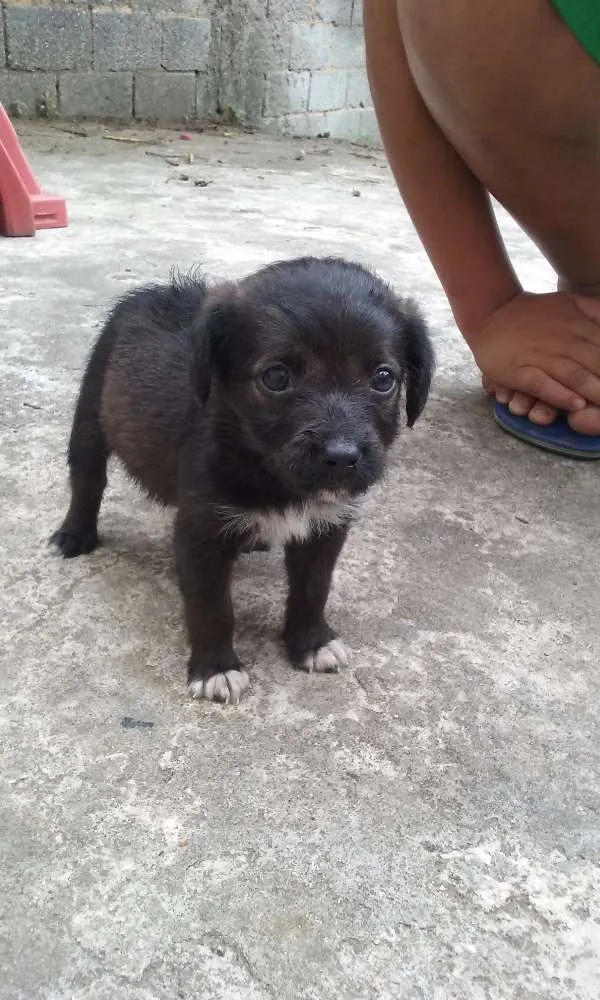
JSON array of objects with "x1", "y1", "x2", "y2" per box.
[{"x1": 220, "y1": 493, "x2": 361, "y2": 548}]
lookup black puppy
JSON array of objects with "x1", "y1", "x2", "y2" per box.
[{"x1": 52, "y1": 257, "x2": 433, "y2": 704}]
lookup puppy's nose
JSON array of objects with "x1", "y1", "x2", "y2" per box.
[{"x1": 322, "y1": 439, "x2": 361, "y2": 469}]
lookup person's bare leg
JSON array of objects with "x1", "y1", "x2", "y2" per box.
[{"x1": 396, "y1": 0, "x2": 600, "y2": 433}]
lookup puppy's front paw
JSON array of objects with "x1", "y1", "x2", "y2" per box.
[
  {"x1": 50, "y1": 524, "x2": 99, "y2": 558},
  {"x1": 284, "y1": 624, "x2": 349, "y2": 674},
  {"x1": 303, "y1": 639, "x2": 349, "y2": 674},
  {"x1": 188, "y1": 651, "x2": 250, "y2": 705},
  {"x1": 189, "y1": 671, "x2": 250, "y2": 704}
]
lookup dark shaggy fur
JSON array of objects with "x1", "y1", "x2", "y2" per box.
[{"x1": 51, "y1": 256, "x2": 434, "y2": 704}]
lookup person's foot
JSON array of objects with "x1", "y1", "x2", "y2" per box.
[
  {"x1": 469, "y1": 290, "x2": 600, "y2": 435},
  {"x1": 483, "y1": 377, "x2": 600, "y2": 434}
]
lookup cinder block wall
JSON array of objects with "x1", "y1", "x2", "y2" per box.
[{"x1": 0, "y1": 0, "x2": 379, "y2": 143}]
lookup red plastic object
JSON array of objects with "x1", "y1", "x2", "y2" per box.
[{"x1": 0, "y1": 103, "x2": 68, "y2": 237}]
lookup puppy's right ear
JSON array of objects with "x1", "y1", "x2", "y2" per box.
[
  {"x1": 402, "y1": 303, "x2": 435, "y2": 428},
  {"x1": 190, "y1": 286, "x2": 244, "y2": 405}
]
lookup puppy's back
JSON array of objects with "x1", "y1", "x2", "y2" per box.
[{"x1": 99, "y1": 275, "x2": 207, "y2": 503}]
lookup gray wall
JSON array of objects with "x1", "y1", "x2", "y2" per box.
[{"x1": 0, "y1": 0, "x2": 379, "y2": 142}]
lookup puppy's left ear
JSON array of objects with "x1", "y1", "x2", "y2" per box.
[{"x1": 401, "y1": 303, "x2": 435, "y2": 428}]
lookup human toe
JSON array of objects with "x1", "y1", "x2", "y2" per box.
[
  {"x1": 508, "y1": 392, "x2": 536, "y2": 416},
  {"x1": 567, "y1": 405, "x2": 600, "y2": 436},
  {"x1": 527, "y1": 401, "x2": 558, "y2": 425}
]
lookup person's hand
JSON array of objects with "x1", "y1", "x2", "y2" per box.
[{"x1": 467, "y1": 291, "x2": 600, "y2": 432}]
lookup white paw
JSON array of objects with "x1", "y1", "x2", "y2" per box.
[
  {"x1": 303, "y1": 639, "x2": 349, "y2": 674},
  {"x1": 188, "y1": 670, "x2": 250, "y2": 705}
]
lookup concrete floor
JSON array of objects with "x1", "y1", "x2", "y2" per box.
[{"x1": 1, "y1": 122, "x2": 599, "y2": 1000}]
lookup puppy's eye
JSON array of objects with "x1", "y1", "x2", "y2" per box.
[
  {"x1": 371, "y1": 367, "x2": 397, "y2": 393},
  {"x1": 262, "y1": 364, "x2": 292, "y2": 393}
]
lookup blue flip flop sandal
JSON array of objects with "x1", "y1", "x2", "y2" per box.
[{"x1": 494, "y1": 401, "x2": 600, "y2": 459}]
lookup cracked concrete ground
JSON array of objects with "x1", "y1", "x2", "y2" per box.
[{"x1": 1, "y1": 122, "x2": 599, "y2": 1000}]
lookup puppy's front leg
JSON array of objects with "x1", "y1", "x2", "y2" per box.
[
  {"x1": 283, "y1": 524, "x2": 350, "y2": 674},
  {"x1": 174, "y1": 512, "x2": 249, "y2": 705}
]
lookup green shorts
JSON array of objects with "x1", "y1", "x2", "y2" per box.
[{"x1": 552, "y1": 0, "x2": 600, "y2": 65}]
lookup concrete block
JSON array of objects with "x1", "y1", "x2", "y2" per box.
[
  {"x1": 290, "y1": 23, "x2": 365, "y2": 72},
  {"x1": 241, "y1": 21, "x2": 272, "y2": 122},
  {"x1": 328, "y1": 26, "x2": 366, "y2": 69},
  {"x1": 308, "y1": 69, "x2": 347, "y2": 112},
  {"x1": 134, "y1": 71, "x2": 196, "y2": 121},
  {"x1": 279, "y1": 110, "x2": 329, "y2": 138},
  {"x1": 264, "y1": 71, "x2": 310, "y2": 117},
  {"x1": 324, "y1": 106, "x2": 361, "y2": 138},
  {"x1": 239, "y1": 70, "x2": 266, "y2": 125},
  {"x1": 351, "y1": 0, "x2": 364, "y2": 26},
  {"x1": 290, "y1": 23, "x2": 335, "y2": 71},
  {"x1": 275, "y1": 106, "x2": 368, "y2": 141},
  {"x1": 5, "y1": 6, "x2": 91, "y2": 71},
  {"x1": 0, "y1": 71, "x2": 58, "y2": 118},
  {"x1": 346, "y1": 68, "x2": 371, "y2": 108},
  {"x1": 93, "y1": 12, "x2": 161, "y2": 71},
  {"x1": 136, "y1": 0, "x2": 211, "y2": 13},
  {"x1": 195, "y1": 72, "x2": 215, "y2": 119},
  {"x1": 59, "y1": 72, "x2": 133, "y2": 119},
  {"x1": 260, "y1": 18, "x2": 294, "y2": 74},
  {"x1": 359, "y1": 106, "x2": 381, "y2": 144},
  {"x1": 214, "y1": 18, "x2": 268, "y2": 124},
  {"x1": 162, "y1": 17, "x2": 211, "y2": 72}
]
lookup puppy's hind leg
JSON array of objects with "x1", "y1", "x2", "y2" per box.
[{"x1": 51, "y1": 337, "x2": 113, "y2": 558}]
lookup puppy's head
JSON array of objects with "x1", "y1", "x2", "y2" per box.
[{"x1": 192, "y1": 257, "x2": 434, "y2": 499}]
